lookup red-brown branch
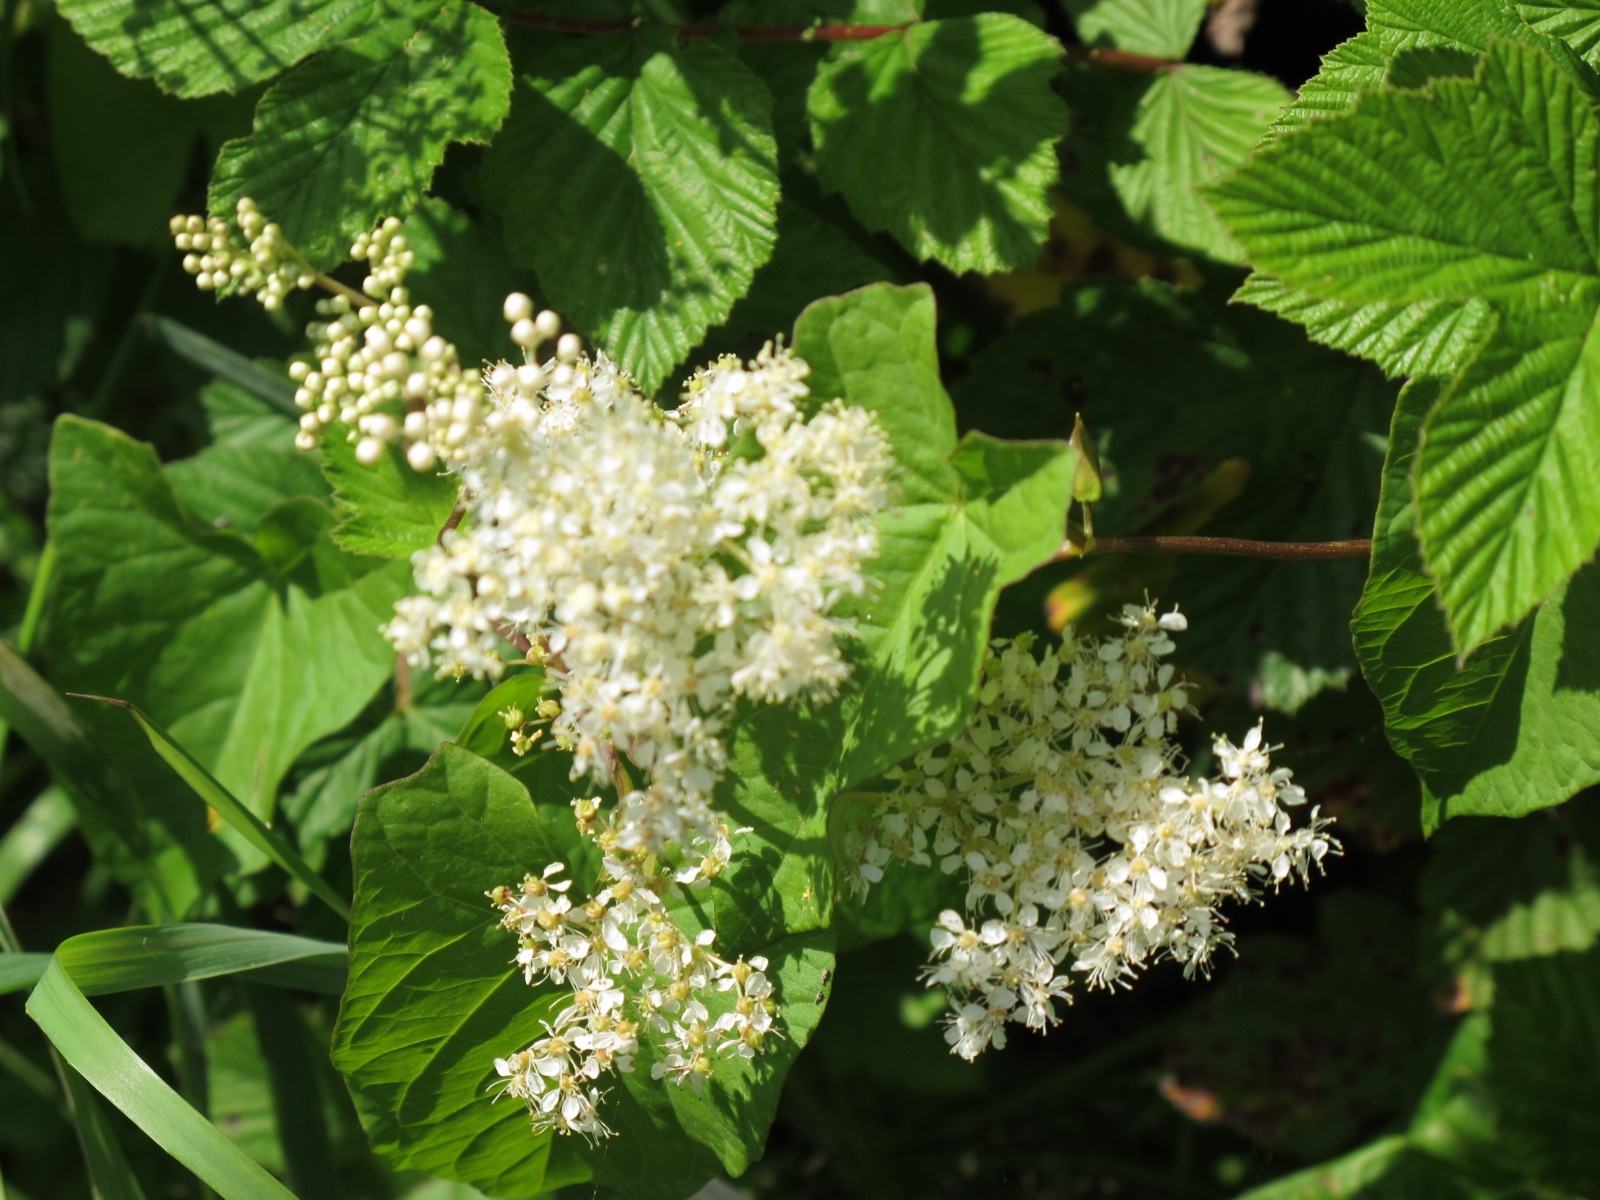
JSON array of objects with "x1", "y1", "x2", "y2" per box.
[
  {"x1": 480, "y1": 8, "x2": 1182, "y2": 68},
  {"x1": 1064, "y1": 535, "x2": 1372, "y2": 561}
]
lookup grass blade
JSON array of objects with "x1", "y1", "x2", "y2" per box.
[{"x1": 69, "y1": 696, "x2": 348, "y2": 920}]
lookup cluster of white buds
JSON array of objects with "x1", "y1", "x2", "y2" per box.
[
  {"x1": 847, "y1": 603, "x2": 1337, "y2": 1061},
  {"x1": 170, "y1": 198, "x2": 317, "y2": 310},
  {"x1": 283, "y1": 221, "x2": 550, "y2": 464},
  {"x1": 487, "y1": 810, "x2": 778, "y2": 1141}
]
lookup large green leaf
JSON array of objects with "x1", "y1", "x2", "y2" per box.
[
  {"x1": 45, "y1": 417, "x2": 410, "y2": 854},
  {"x1": 1520, "y1": 0, "x2": 1600, "y2": 64},
  {"x1": 481, "y1": 30, "x2": 779, "y2": 395},
  {"x1": 332, "y1": 744, "x2": 832, "y2": 1200},
  {"x1": 1211, "y1": 38, "x2": 1600, "y2": 653},
  {"x1": 319, "y1": 432, "x2": 459, "y2": 561},
  {"x1": 1247, "y1": 2, "x2": 1582, "y2": 384},
  {"x1": 1231, "y1": 277, "x2": 1492, "y2": 381},
  {"x1": 55, "y1": 0, "x2": 370, "y2": 98},
  {"x1": 209, "y1": 0, "x2": 512, "y2": 267},
  {"x1": 1485, "y1": 946, "x2": 1600, "y2": 1195},
  {"x1": 1062, "y1": 0, "x2": 1204, "y2": 59},
  {"x1": 1353, "y1": 378, "x2": 1600, "y2": 829},
  {"x1": 167, "y1": 380, "x2": 330, "y2": 535},
  {"x1": 808, "y1": 15, "x2": 1065, "y2": 273},
  {"x1": 1062, "y1": 63, "x2": 1290, "y2": 263},
  {"x1": 47, "y1": 19, "x2": 198, "y2": 244}
]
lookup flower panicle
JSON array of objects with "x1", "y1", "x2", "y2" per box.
[
  {"x1": 173, "y1": 202, "x2": 895, "y2": 1142},
  {"x1": 486, "y1": 820, "x2": 779, "y2": 1140},
  {"x1": 848, "y1": 602, "x2": 1339, "y2": 1061}
]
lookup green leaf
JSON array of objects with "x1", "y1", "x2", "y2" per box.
[
  {"x1": 452, "y1": 672, "x2": 548, "y2": 760},
  {"x1": 808, "y1": 15, "x2": 1065, "y2": 273},
  {"x1": 26, "y1": 926, "x2": 346, "y2": 1200},
  {"x1": 1232, "y1": 277, "x2": 1492, "y2": 380},
  {"x1": 57, "y1": 1062, "x2": 153, "y2": 1200},
  {"x1": 1483, "y1": 948, "x2": 1600, "y2": 1197},
  {"x1": 210, "y1": 0, "x2": 512, "y2": 267},
  {"x1": 1245, "y1": 2, "x2": 1589, "y2": 393},
  {"x1": 55, "y1": 0, "x2": 370, "y2": 98},
  {"x1": 1062, "y1": 0, "x2": 1204, "y2": 58},
  {"x1": 0, "y1": 953, "x2": 50, "y2": 996},
  {"x1": 167, "y1": 381, "x2": 330, "y2": 535},
  {"x1": 1062, "y1": 63, "x2": 1290, "y2": 263},
  {"x1": 46, "y1": 19, "x2": 197, "y2": 244},
  {"x1": 45, "y1": 417, "x2": 410, "y2": 867},
  {"x1": 1210, "y1": 38, "x2": 1600, "y2": 652},
  {"x1": 481, "y1": 30, "x2": 779, "y2": 395},
  {"x1": 0, "y1": 639, "x2": 203, "y2": 920},
  {"x1": 1353, "y1": 378, "x2": 1600, "y2": 829},
  {"x1": 0, "y1": 786, "x2": 74, "y2": 905},
  {"x1": 401, "y1": 197, "x2": 539, "y2": 373},
  {"x1": 1520, "y1": 0, "x2": 1600, "y2": 65},
  {"x1": 332, "y1": 744, "x2": 831, "y2": 1199},
  {"x1": 319, "y1": 432, "x2": 459, "y2": 560},
  {"x1": 72, "y1": 696, "x2": 348, "y2": 917}
]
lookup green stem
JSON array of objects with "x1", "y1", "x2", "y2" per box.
[{"x1": 312, "y1": 271, "x2": 373, "y2": 309}]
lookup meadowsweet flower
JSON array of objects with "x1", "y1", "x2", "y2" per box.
[
  {"x1": 488, "y1": 843, "x2": 783, "y2": 1137},
  {"x1": 848, "y1": 603, "x2": 1338, "y2": 1060},
  {"x1": 172, "y1": 204, "x2": 893, "y2": 1140}
]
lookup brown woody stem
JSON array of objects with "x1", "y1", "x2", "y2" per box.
[
  {"x1": 1065, "y1": 536, "x2": 1372, "y2": 561},
  {"x1": 480, "y1": 8, "x2": 1181, "y2": 68}
]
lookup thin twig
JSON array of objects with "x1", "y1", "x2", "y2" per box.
[
  {"x1": 481, "y1": 6, "x2": 1181, "y2": 69},
  {"x1": 437, "y1": 498, "x2": 468, "y2": 545},
  {"x1": 492, "y1": 11, "x2": 913, "y2": 39},
  {"x1": 1063, "y1": 535, "x2": 1372, "y2": 561},
  {"x1": 1060, "y1": 44, "x2": 1182, "y2": 71},
  {"x1": 394, "y1": 653, "x2": 413, "y2": 713}
]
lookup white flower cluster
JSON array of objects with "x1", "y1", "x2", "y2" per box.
[
  {"x1": 170, "y1": 198, "x2": 317, "y2": 310},
  {"x1": 847, "y1": 604, "x2": 1337, "y2": 1061},
  {"x1": 487, "y1": 817, "x2": 778, "y2": 1142},
  {"x1": 388, "y1": 339, "x2": 895, "y2": 859},
  {"x1": 174, "y1": 204, "x2": 896, "y2": 1143}
]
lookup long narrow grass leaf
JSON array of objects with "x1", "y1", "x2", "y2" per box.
[
  {"x1": 29, "y1": 958, "x2": 297, "y2": 1200},
  {"x1": 0, "y1": 952, "x2": 50, "y2": 996},
  {"x1": 59, "y1": 1062, "x2": 150, "y2": 1200},
  {"x1": 143, "y1": 317, "x2": 298, "y2": 415},
  {"x1": 70, "y1": 697, "x2": 348, "y2": 919},
  {"x1": 0, "y1": 787, "x2": 75, "y2": 904}
]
